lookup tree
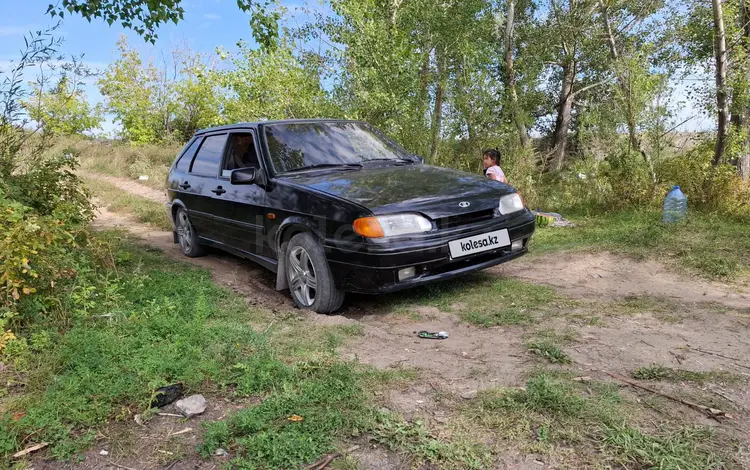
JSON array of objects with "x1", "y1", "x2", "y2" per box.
[
  {"x1": 24, "y1": 76, "x2": 102, "y2": 136},
  {"x1": 712, "y1": 0, "x2": 730, "y2": 165},
  {"x1": 598, "y1": 0, "x2": 664, "y2": 183},
  {"x1": 98, "y1": 36, "x2": 222, "y2": 143},
  {"x1": 219, "y1": 39, "x2": 338, "y2": 122},
  {"x1": 500, "y1": 0, "x2": 530, "y2": 147}
]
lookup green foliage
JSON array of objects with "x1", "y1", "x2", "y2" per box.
[
  {"x1": 24, "y1": 77, "x2": 102, "y2": 136},
  {"x1": 0, "y1": 242, "x2": 262, "y2": 458},
  {"x1": 99, "y1": 37, "x2": 223, "y2": 143},
  {"x1": 527, "y1": 341, "x2": 571, "y2": 364},
  {"x1": 632, "y1": 364, "x2": 745, "y2": 385},
  {"x1": 51, "y1": 0, "x2": 280, "y2": 46},
  {"x1": 220, "y1": 39, "x2": 339, "y2": 122},
  {"x1": 657, "y1": 140, "x2": 750, "y2": 217},
  {"x1": 372, "y1": 413, "x2": 491, "y2": 469},
  {"x1": 0, "y1": 31, "x2": 95, "y2": 328},
  {"x1": 603, "y1": 425, "x2": 724, "y2": 470}
]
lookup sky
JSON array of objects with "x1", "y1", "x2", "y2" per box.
[{"x1": 0, "y1": 0, "x2": 714, "y2": 136}]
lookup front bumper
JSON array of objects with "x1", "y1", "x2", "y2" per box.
[{"x1": 326, "y1": 211, "x2": 535, "y2": 293}]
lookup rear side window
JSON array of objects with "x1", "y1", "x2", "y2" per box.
[
  {"x1": 175, "y1": 138, "x2": 202, "y2": 172},
  {"x1": 190, "y1": 134, "x2": 228, "y2": 177}
]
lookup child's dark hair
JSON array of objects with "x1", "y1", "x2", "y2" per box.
[{"x1": 482, "y1": 148, "x2": 501, "y2": 165}]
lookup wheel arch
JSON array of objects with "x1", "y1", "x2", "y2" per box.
[{"x1": 274, "y1": 218, "x2": 321, "y2": 291}]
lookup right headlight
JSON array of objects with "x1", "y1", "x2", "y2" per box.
[
  {"x1": 499, "y1": 193, "x2": 524, "y2": 215},
  {"x1": 353, "y1": 213, "x2": 432, "y2": 238}
]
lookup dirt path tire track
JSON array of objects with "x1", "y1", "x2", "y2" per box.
[
  {"x1": 496, "y1": 251, "x2": 750, "y2": 310},
  {"x1": 80, "y1": 170, "x2": 167, "y2": 203}
]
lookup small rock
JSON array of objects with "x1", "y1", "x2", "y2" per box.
[
  {"x1": 99, "y1": 450, "x2": 109, "y2": 456},
  {"x1": 175, "y1": 394, "x2": 207, "y2": 417},
  {"x1": 460, "y1": 390, "x2": 478, "y2": 400},
  {"x1": 377, "y1": 406, "x2": 392, "y2": 415},
  {"x1": 434, "y1": 415, "x2": 448, "y2": 424},
  {"x1": 214, "y1": 448, "x2": 228, "y2": 457}
]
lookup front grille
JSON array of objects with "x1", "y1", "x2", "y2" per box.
[{"x1": 436, "y1": 209, "x2": 494, "y2": 229}]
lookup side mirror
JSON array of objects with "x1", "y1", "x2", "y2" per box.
[{"x1": 230, "y1": 167, "x2": 257, "y2": 185}]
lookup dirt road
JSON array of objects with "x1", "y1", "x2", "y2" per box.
[{"x1": 85, "y1": 174, "x2": 750, "y2": 469}]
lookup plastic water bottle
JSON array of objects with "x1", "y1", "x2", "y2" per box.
[{"x1": 662, "y1": 185, "x2": 687, "y2": 223}]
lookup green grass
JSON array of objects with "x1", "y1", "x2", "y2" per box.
[
  {"x1": 378, "y1": 273, "x2": 562, "y2": 327},
  {"x1": 525, "y1": 329, "x2": 576, "y2": 364},
  {"x1": 603, "y1": 425, "x2": 724, "y2": 470},
  {"x1": 462, "y1": 373, "x2": 735, "y2": 468},
  {"x1": 81, "y1": 176, "x2": 172, "y2": 230},
  {"x1": 0, "y1": 235, "x2": 488, "y2": 468},
  {"x1": 527, "y1": 341, "x2": 571, "y2": 364},
  {"x1": 632, "y1": 364, "x2": 746, "y2": 385},
  {"x1": 530, "y1": 210, "x2": 750, "y2": 280}
]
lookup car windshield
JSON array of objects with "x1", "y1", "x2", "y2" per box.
[{"x1": 264, "y1": 121, "x2": 416, "y2": 173}]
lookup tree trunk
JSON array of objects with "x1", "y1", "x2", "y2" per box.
[
  {"x1": 712, "y1": 0, "x2": 729, "y2": 166},
  {"x1": 600, "y1": 3, "x2": 656, "y2": 183},
  {"x1": 502, "y1": 0, "x2": 529, "y2": 148},
  {"x1": 736, "y1": 0, "x2": 750, "y2": 179},
  {"x1": 430, "y1": 48, "x2": 445, "y2": 162},
  {"x1": 550, "y1": 61, "x2": 575, "y2": 170}
]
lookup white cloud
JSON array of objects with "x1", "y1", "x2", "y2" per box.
[
  {"x1": 203, "y1": 13, "x2": 221, "y2": 20},
  {"x1": 0, "y1": 25, "x2": 38, "y2": 37}
]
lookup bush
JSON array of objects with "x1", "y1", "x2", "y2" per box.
[{"x1": 657, "y1": 142, "x2": 750, "y2": 217}]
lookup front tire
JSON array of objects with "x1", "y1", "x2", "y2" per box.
[
  {"x1": 286, "y1": 233, "x2": 344, "y2": 313},
  {"x1": 175, "y1": 207, "x2": 205, "y2": 258}
]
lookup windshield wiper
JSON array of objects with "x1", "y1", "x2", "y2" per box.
[
  {"x1": 363, "y1": 158, "x2": 416, "y2": 165},
  {"x1": 285, "y1": 163, "x2": 363, "y2": 173}
]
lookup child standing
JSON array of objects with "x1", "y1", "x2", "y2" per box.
[{"x1": 482, "y1": 149, "x2": 508, "y2": 183}]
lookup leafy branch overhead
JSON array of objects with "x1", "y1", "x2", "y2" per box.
[{"x1": 47, "y1": 0, "x2": 279, "y2": 46}]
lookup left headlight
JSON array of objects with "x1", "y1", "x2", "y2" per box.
[
  {"x1": 353, "y1": 214, "x2": 432, "y2": 238},
  {"x1": 499, "y1": 193, "x2": 524, "y2": 215}
]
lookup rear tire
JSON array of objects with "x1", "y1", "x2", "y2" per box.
[
  {"x1": 286, "y1": 233, "x2": 345, "y2": 313},
  {"x1": 175, "y1": 207, "x2": 205, "y2": 258}
]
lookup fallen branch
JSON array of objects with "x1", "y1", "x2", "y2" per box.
[
  {"x1": 307, "y1": 453, "x2": 341, "y2": 470},
  {"x1": 12, "y1": 442, "x2": 48, "y2": 459},
  {"x1": 687, "y1": 346, "x2": 750, "y2": 370},
  {"x1": 107, "y1": 461, "x2": 137, "y2": 470},
  {"x1": 168, "y1": 427, "x2": 193, "y2": 437},
  {"x1": 605, "y1": 371, "x2": 731, "y2": 420}
]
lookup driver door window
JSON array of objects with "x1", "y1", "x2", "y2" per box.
[{"x1": 222, "y1": 133, "x2": 260, "y2": 177}]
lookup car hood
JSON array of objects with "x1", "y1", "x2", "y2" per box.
[{"x1": 286, "y1": 164, "x2": 515, "y2": 219}]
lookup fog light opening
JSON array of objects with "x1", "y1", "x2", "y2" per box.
[
  {"x1": 511, "y1": 239, "x2": 524, "y2": 252},
  {"x1": 398, "y1": 267, "x2": 416, "y2": 281}
]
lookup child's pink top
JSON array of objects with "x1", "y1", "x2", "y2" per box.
[{"x1": 485, "y1": 165, "x2": 507, "y2": 183}]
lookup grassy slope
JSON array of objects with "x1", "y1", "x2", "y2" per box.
[
  {"x1": 0, "y1": 236, "x2": 488, "y2": 468},
  {"x1": 530, "y1": 210, "x2": 750, "y2": 280}
]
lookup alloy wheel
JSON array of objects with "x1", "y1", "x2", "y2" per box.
[
  {"x1": 176, "y1": 210, "x2": 192, "y2": 253},
  {"x1": 288, "y1": 246, "x2": 317, "y2": 307}
]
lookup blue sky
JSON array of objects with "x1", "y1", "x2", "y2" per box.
[{"x1": 1, "y1": 1, "x2": 712, "y2": 134}]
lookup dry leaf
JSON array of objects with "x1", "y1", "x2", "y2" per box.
[{"x1": 288, "y1": 414, "x2": 304, "y2": 422}]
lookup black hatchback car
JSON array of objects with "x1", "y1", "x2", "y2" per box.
[{"x1": 166, "y1": 119, "x2": 535, "y2": 313}]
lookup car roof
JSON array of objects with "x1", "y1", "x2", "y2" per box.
[{"x1": 193, "y1": 118, "x2": 362, "y2": 136}]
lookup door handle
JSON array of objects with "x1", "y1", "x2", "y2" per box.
[
  {"x1": 179, "y1": 182, "x2": 191, "y2": 189},
  {"x1": 211, "y1": 186, "x2": 226, "y2": 195}
]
